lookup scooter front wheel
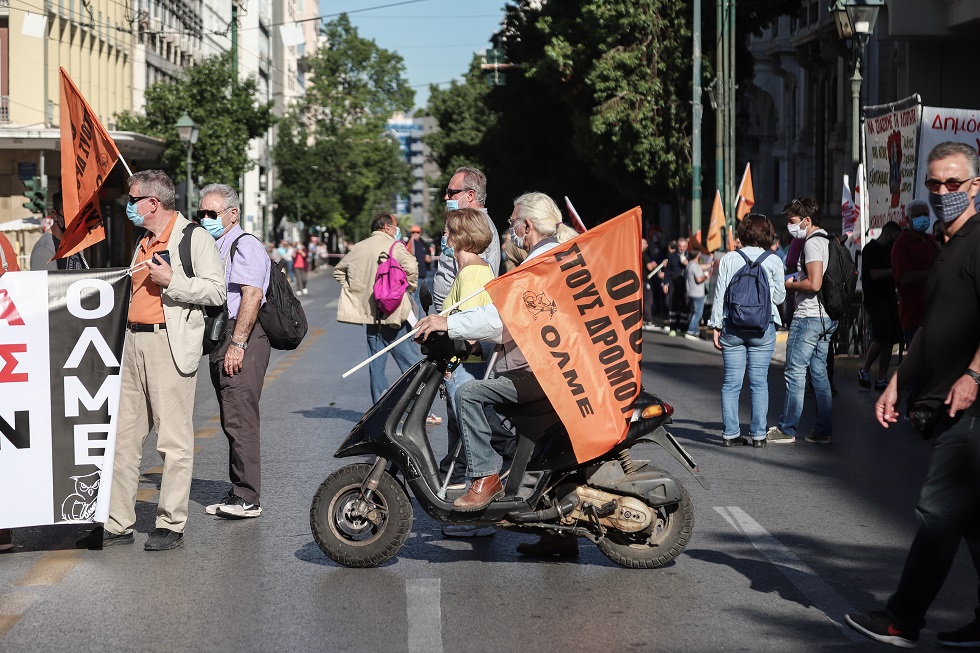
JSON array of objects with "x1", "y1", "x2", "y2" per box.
[{"x1": 310, "y1": 463, "x2": 413, "y2": 568}]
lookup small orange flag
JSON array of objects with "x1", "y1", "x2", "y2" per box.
[
  {"x1": 484, "y1": 208, "x2": 643, "y2": 463},
  {"x1": 735, "y1": 162, "x2": 755, "y2": 222},
  {"x1": 54, "y1": 68, "x2": 120, "y2": 260},
  {"x1": 706, "y1": 190, "x2": 725, "y2": 252}
]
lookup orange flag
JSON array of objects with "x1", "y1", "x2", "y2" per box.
[
  {"x1": 55, "y1": 68, "x2": 120, "y2": 260},
  {"x1": 484, "y1": 208, "x2": 643, "y2": 463},
  {"x1": 735, "y1": 162, "x2": 755, "y2": 221},
  {"x1": 706, "y1": 190, "x2": 725, "y2": 252}
]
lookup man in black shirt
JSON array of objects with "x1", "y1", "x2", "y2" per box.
[
  {"x1": 847, "y1": 141, "x2": 980, "y2": 649},
  {"x1": 858, "y1": 221, "x2": 902, "y2": 390},
  {"x1": 663, "y1": 238, "x2": 690, "y2": 335}
]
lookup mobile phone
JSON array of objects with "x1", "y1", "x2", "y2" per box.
[{"x1": 153, "y1": 251, "x2": 171, "y2": 266}]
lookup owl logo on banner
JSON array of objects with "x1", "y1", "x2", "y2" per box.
[
  {"x1": 522, "y1": 291, "x2": 558, "y2": 319},
  {"x1": 60, "y1": 471, "x2": 100, "y2": 522}
]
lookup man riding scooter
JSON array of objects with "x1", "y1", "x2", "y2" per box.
[{"x1": 415, "y1": 192, "x2": 578, "y2": 557}]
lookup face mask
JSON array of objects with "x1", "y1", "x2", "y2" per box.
[
  {"x1": 445, "y1": 199, "x2": 459, "y2": 211},
  {"x1": 929, "y1": 191, "x2": 971, "y2": 223},
  {"x1": 126, "y1": 199, "x2": 146, "y2": 228},
  {"x1": 441, "y1": 234, "x2": 454, "y2": 258},
  {"x1": 510, "y1": 223, "x2": 525, "y2": 250},
  {"x1": 787, "y1": 220, "x2": 807, "y2": 240},
  {"x1": 393, "y1": 227, "x2": 402, "y2": 241},
  {"x1": 201, "y1": 217, "x2": 225, "y2": 238},
  {"x1": 911, "y1": 216, "x2": 931, "y2": 232}
]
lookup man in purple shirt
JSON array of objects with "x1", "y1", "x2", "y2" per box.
[{"x1": 197, "y1": 184, "x2": 272, "y2": 519}]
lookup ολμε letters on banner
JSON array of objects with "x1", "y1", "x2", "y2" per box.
[{"x1": 485, "y1": 208, "x2": 643, "y2": 463}]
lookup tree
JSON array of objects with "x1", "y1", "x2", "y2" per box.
[
  {"x1": 273, "y1": 15, "x2": 415, "y2": 238},
  {"x1": 115, "y1": 53, "x2": 274, "y2": 186}
]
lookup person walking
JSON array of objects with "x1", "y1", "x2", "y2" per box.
[
  {"x1": 663, "y1": 238, "x2": 690, "y2": 335},
  {"x1": 195, "y1": 184, "x2": 273, "y2": 520},
  {"x1": 292, "y1": 243, "x2": 309, "y2": 295},
  {"x1": 857, "y1": 221, "x2": 902, "y2": 391},
  {"x1": 685, "y1": 248, "x2": 710, "y2": 340},
  {"x1": 77, "y1": 170, "x2": 226, "y2": 551},
  {"x1": 333, "y1": 213, "x2": 419, "y2": 403},
  {"x1": 846, "y1": 141, "x2": 980, "y2": 649},
  {"x1": 710, "y1": 214, "x2": 786, "y2": 447},
  {"x1": 766, "y1": 197, "x2": 837, "y2": 445}
]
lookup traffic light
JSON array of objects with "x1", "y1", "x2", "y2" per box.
[{"x1": 22, "y1": 176, "x2": 47, "y2": 215}]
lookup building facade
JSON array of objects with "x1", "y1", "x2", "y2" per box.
[{"x1": 385, "y1": 111, "x2": 439, "y2": 231}]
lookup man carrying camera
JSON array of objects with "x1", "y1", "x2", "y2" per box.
[{"x1": 846, "y1": 141, "x2": 980, "y2": 648}]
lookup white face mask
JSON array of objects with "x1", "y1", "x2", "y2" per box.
[{"x1": 787, "y1": 220, "x2": 807, "y2": 240}]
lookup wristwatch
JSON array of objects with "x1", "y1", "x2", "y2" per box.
[
  {"x1": 964, "y1": 369, "x2": 980, "y2": 386},
  {"x1": 230, "y1": 340, "x2": 248, "y2": 351}
]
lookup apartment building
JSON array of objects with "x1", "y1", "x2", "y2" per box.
[{"x1": 385, "y1": 111, "x2": 439, "y2": 231}]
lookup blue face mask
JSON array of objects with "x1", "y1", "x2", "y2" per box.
[
  {"x1": 394, "y1": 227, "x2": 402, "y2": 241},
  {"x1": 445, "y1": 199, "x2": 459, "y2": 211},
  {"x1": 201, "y1": 217, "x2": 225, "y2": 238},
  {"x1": 126, "y1": 199, "x2": 146, "y2": 227},
  {"x1": 911, "y1": 216, "x2": 931, "y2": 232},
  {"x1": 441, "y1": 234, "x2": 454, "y2": 258}
]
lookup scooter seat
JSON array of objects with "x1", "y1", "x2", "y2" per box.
[{"x1": 495, "y1": 398, "x2": 555, "y2": 419}]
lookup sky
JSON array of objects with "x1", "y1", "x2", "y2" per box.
[{"x1": 317, "y1": 0, "x2": 510, "y2": 111}]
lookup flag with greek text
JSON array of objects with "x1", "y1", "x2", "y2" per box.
[
  {"x1": 484, "y1": 208, "x2": 642, "y2": 463},
  {"x1": 735, "y1": 163, "x2": 755, "y2": 222},
  {"x1": 55, "y1": 68, "x2": 121, "y2": 260},
  {"x1": 0, "y1": 268, "x2": 130, "y2": 528}
]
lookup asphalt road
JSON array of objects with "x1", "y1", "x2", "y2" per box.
[{"x1": 0, "y1": 267, "x2": 974, "y2": 652}]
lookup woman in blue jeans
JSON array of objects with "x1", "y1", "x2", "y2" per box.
[{"x1": 708, "y1": 214, "x2": 786, "y2": 446}]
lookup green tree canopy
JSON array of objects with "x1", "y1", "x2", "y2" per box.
[
  {"x1": 273, "y1": 14, "x2": 414, "y2": 238},
  {"x1": 115, "y1": 53, "x2": 274, "y2": 186}
]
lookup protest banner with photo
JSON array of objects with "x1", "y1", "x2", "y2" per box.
[
  {"x1": 0, "y1": 268, "x2": 130, "y2": 528},
  {"x1": 55, "y1": 68, "x2": 121, "y2": 260},
  {"x1": 916, "y1": 105, "x2": 980, "y2": 207},
  {"x1": 863, "y1": 95, "x2": 921, "y2": 230},
  {"x1": 484, "y1": 208, "x2": 642, "y2": 463}
]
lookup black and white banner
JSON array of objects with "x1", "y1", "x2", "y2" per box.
[{"x1": 0, "y1": 268, "x2": 130, "y2": 528}]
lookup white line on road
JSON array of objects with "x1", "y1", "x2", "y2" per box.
[
  {"x1": 406, "y1": 578, "x2": 443, "y2": 653},
  {"x1": 714, "y1": 506, "x2": 863, "y2": 642}
]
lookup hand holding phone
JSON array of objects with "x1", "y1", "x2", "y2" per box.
[{"x1": 153, "y1": 251, "x2": 171, "y2": 267}]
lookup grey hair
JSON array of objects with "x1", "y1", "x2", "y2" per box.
[
  {"x1": 513, "y1": 192, "x2": 565, "y2": 237},
  {"x1": 928, "y1": 141, "x2": 980, "y2": 177},
  {"x1": 199, "y1": 183, "x2": 241, "y2": 211},
  {"x1": 128, "y1": 170, "x2": 176, "y2": 211},
  {"x1": 455, "y1": 166, "x2": 487, "y2": 205},
  {"x1": 905, "y1": 198, "x2": 930, "y2": 218}
]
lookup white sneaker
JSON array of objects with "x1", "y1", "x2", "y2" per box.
[
  {"x1": 216, "y1": 496, "x2": 262, "y2": 519},
  {"x1": 642, "y1": 322, "x2": 657, "y2": 331},
  {"x1": 302, "y1": 288, "x2": 308, "y2": 295},
  {"x1": 683, "y1": 333, "x2": 700, "y2": 341},
  {"x1": 206, "y1": 494, "x2": 237, "y2": 515}
]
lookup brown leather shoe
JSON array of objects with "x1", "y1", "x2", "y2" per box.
[
  {"x1": 516, "y1": 532, "x2": 579, "y2": 558},
  {"x1": 452, "y1": 474, "x2": 503, "y2": 512}
]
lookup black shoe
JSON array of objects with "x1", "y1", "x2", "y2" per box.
[
  {"x1": 938, "y1": 619, "x2": 980, "y2": 647},
  {"x1": 721, "y1": 436, "x2": 739, "y2": 448},
  {"x1": 516, "y1": 533, "x2": 579, "y2": 559},
  {"x1": 845, "y1": 611, "x2": 918, "y2": 648},
  {"x1": 805, "y1": 432, "x2": 833, "y2": 445},
  {"x1": 144, "y1": 528, "x2": 183, "y2": 551},
  {"x1": 751, "y1": 437, "x2": 768, "y2": 448},
  {"x1": 75, "y1": 526, "x2": 134, "y2": 549}
]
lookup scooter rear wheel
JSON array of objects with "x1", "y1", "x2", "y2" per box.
[
  {"x1": 596, "y1": 474, "x2": 694, "y2": 569},
  {"x1": 310, "y1": 463, "x2": 413, "y2": 568}
]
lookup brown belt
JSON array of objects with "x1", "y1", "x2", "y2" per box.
[{"x1": 127, "y1": 322, "x2": 166, "y2": 332}]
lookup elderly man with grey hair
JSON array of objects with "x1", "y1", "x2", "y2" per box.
[{"x1": 196, "y1": 183, "x2": 273, "y2": 520}]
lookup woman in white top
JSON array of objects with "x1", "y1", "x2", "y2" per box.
[{"x1": 708, "y1": 213, "x2": 786, "y2": 447}]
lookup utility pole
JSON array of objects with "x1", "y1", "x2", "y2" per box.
[
  {"x1": 691, "y1": 0, "x2": 702, "y2": 235},
  {"x1": 231, "y1": 1, "x2": 239, "y2": 79},
  {"x1": 727, "y1": 0, "x2": 736, "y2": 227}
]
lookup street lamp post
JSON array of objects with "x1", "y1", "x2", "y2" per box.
[
  {"x1": 832, "y1": 0, "x2": 883, "y2": 189},
  {"x1": 175, "y1": 113, "x2": 200, "y2": 218}
]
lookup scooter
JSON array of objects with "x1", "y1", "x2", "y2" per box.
[{"x1": 311, "y1": 291, "x2": 708, "y2": 569}]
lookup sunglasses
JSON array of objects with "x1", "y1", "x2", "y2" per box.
[
  {"x1": 924, "y1": 177, "x2": 977, "y2": 193},
  {"x1": 444, "y1": 188, "x2": 472, "y2": 197},
  {"x1": 193, "y1": 207, "x2": 231, "y2": 222},
  {"x1": 128, "y1": 195, "x2": 157, "y2": 205}
]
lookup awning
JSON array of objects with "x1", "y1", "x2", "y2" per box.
[
  {"x1": 0, "y1": 217, "x2": 42, "y2": 232},
  {"x1": 0, "y1": 128, "x2": 165, "y2": 165}
]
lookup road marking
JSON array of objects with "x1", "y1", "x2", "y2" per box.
[
  {"x1": 0, "y1": 616, "x2": 21, "y2": 638},
  {"x1": 15, "y1": 550, "x2": 82, "y2": 587},
  {"x1": 406, "y1": 578, "x2": 443, "y2": 653},
  {"x1": 714, "y1": 506, "x2": 862, "y2": 641}
]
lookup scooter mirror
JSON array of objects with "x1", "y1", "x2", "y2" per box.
[{"x1": 418, "y1": 280, "x2": 432, "y2": 315}]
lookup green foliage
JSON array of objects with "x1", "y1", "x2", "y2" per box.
[
  {"x1": 273, "y1": 15, "x2": 414, "y2": 238},
  {"x1": 115, "y1": 53, "x2": 274, "y2": 186}
]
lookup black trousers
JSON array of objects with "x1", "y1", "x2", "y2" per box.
[{"x1": 209, "y1": 319, "x2": 272, "y2": 504}]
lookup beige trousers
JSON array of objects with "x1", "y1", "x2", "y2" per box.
[{"x1": 107, "y1": 328, "x2": 197, "y2": 534}]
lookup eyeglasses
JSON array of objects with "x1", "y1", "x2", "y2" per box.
[
  {"x1": 128, "y1": 195, "x2": 157, "y2": 205},
  {"x1": 193, "y1": 207, "x2": 231, "y2": 223},
  {"x1": 444, "y1": 188, "x2": 472, "y2": 197},
  {"x1": 924, "y1": 177, "x2": 977, "y2": 193}
]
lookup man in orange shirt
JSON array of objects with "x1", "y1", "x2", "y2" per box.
[{"x1": 77, "y1": 170, "x2": 225, "y2": 552}]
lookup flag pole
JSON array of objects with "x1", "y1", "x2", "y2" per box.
[
  {"x1": 341, "y1": 285, "x2": 489, "y2": 379},
  {"x1": 118, "y1": 154, "x2": 133, "y2": 178}
]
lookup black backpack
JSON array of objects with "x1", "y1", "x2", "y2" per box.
[
  {"x1": 803, "y1": 232, "x2": 858, "y2": 321},
  {"x1": 230, "y1": 234, "x2": 308, "y2": 350},
  {"x1": 723, "y1": 250, "x2": 773, "y2": 334}
]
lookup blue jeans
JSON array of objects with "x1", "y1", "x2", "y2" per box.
[
  {"x1": 720, "y1": 322, "x2": 777, "y2": 439},
  {"x1": 456, "y1": 370, "x2": 545, "y2": 477},
  {"x1": 778, "y1": 316, "x2": 837, "y2": 436},
  {"x1": 887, "y1": 416, "x2": 980, "y2": 630},
  {"x1": 366, "y1": 322, "x2": 420, "y2": 403},
  {"x1": 687, "y1": 296, "x2": 706, "y2": 335}
]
